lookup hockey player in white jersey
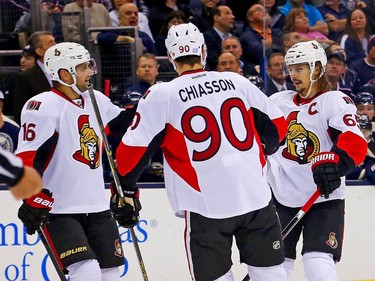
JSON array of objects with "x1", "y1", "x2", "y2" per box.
[
  {"x1": 113, "y1": 23, "x2": 289, "y2": 281},
  {"x1": 15, "y1": 42, "x2": 135, "y2": 281},
  {"x1": 0, "y1": 147, "x2": 42, "y2": 200},
  {"x1": 267, "y1": 40, "x2": 367, "y2": 281}
]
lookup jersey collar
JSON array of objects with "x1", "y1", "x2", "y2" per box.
[
  {"x1": 180, "y1": 68, "x2": 205, "y2": 76},
  {"x1": 293, "y1": 91, "x2": 325, "y2": 105},
  {"x1": 51, "y1": 88, "x2": 85, "y2": 108}
]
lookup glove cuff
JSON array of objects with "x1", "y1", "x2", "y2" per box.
[
  {"x1": 25, "y1": 188, "x2": 54, "y2": 210},
  {"x1": 311, "y1": 152, "x2": 340, "y2": 170}
]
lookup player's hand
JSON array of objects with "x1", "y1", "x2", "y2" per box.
[
  {"x1": 110, "y1": 186, "x2": 141, "y2": 228},
  {"x1": 311, "y1": 152, "x2": 341, "y2": 199},
  {"x1": 17, "y1": 189, "x2": 54, "y2": 235}
]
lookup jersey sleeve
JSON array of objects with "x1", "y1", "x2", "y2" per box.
[
  {"x1": 0, "y1": 148, "x2": 24, "y2": 186},
  {"x1": 240, "y1": 78, "x2": 287, "y2": 155},
  {"x1": 15, "y1": 97, "x2": 59, "y2": 175},
  {"x1": 324, "y1": 92, "x2": 367, "y2": 173},
  {"x1": 116, "y1": 85, "x2": 167, "y2": 190}
]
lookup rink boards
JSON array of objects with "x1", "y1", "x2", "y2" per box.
[{"x1": 0, "y1": 183, "x2": 374, "y2": 281}]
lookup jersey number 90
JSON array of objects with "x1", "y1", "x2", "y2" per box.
[{"x1": 181, "y1": 98, "x2": 254, "y2": 161}]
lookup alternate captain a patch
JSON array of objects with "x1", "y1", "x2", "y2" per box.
[
  {"x1": 26, "y1": 100, "x2": 42, "y2": 111},
  {"x1": 72, "y1": 115, "x2": 100, "y2": 169}
]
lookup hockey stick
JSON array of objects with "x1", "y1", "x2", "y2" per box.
[
  {"x1": 241, "y1": 189, "x2": 321, "y2": 281},
  {"x1": 37, "y1": 226, "x2": 67, "y2": 281},
  {"x1": 87, "y1": 84, "x2": 149, "y2": 281}
]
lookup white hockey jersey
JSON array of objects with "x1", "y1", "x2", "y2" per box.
[
  {"x1": 16, "y1": 88, "x2": 123, "y2": 214},
  {"x1": 268, "y1": 90, "x2": 367, "y2": 207},
  {"x1": 117, "y1": 70, "x2": 287, "y2": 219}
]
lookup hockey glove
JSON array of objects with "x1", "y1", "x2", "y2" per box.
[
  {"x1": 110, "y1": 184, "x2": 141, "y2": 228},
  {"x1": 311, "y1": 152, "x2": 342, "y2": 199},
  {"x1": 18, "y1": 189, "x2": 54, "y2": 235}
]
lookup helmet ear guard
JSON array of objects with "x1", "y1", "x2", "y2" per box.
[{"x1": 165, "y1": 23, "x2": 206, "y2": 70}]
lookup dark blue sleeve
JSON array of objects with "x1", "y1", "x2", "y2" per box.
[
  {"x1": 97, "y1": 31, "x2": 119, "y2": 45},
  {"x1": 364, "y1": 158, "x2": 375, "y2": 184}
]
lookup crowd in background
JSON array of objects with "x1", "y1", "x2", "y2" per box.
[{"x1": 1, "y1": 0, "x2": 375, "y2": 182}]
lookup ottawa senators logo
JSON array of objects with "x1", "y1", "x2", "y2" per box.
[
  {"x1": 72, "y1": 115, "x2": 100, "y2": 169},
  {"x1": 282, "y1": 111, "x2": 320, "y2": 164},
  {"x1": 114, "y1": 239, "x2": 124, "y2": 257},
  {"x1": 326, "y1": 232, "x2": 338, "y2": 249}
]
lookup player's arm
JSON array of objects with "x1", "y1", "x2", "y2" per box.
[
  {"x1": 0, "y1": 148, "x2": 43, "y2": 200},
  {"x1": 244, "y1": 81, "x2": 287, "y2": 155},
  {"x1": 15, "y1": 100, "x2": 58, "y2": 233},
  {"x1": 311, "y1": 95, "x2": 367, "y2": 198}
]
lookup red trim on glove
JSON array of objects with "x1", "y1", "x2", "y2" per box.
[{"x1": 311, "y1": 152, "x2": 340, "y2": 170}]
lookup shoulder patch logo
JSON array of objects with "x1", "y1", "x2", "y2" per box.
[
  {"x1": 326, "y1": 232, "x2": 338, "y2": 249},
  {"x1": 342, "y1": 96, "x2": 354, "y2": 105},
  {"x1": 26, "y1": 100, "x2": 42, "y2": 111}
]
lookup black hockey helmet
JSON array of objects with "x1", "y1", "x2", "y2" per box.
[{"x1": 354, "y1": 92, "x2": 374, "y2": 105}]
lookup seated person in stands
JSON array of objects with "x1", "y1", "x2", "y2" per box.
[
  {"x1": 283, "y1": 8, "x2": 334, "y2": 45},
  {"x1": 155, "y1": 10, "x2": 187, "y2": 56},
  {"x1": 0, "y1": 91, "x2": 19, "y2": 153},
  {"x1": 216, "y1": 52, "x2": 241, "y2": 74},
  {"x1": 346, "y1": 114, "x2": 375, "y2": 183},
  {"x1": 97, "y1": 2, "x2": 156, "y2": 54}
]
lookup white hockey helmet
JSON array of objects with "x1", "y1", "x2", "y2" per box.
[
  {"x1": 44, "y1": 42, "x2": 96, "y2": 82},
  {"x1": 285, "y1": 40, "x2": 327, "y2": 71},
  {"x1": 165, "y1": 23, "x2": 206, "y2": 69}
]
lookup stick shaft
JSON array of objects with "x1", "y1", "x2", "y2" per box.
[
  {"x1": 38, "y1": 226, "x2": 67, "y2": 281},
  {"x1": 87, "y1": 85, "x2": 149, "y2": 281}
]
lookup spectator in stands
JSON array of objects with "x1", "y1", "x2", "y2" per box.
[
  {"x1": 189, "y1": 0, "x2": 220, "y2": 32},
  {"x1": 155, "y1": 10, "x2": 187, "y2": 56},
  {"x1": 363, "y1": 0, "x2": 375, "y2": 33},
  {"x1": 19, "y1": 45, "x2": 36, "y2": 71},
  {"x1": 12, "y1": 31, "x2": 56, "y2": 124},
  {"x1": 2, "y1": 45, "x2": 36, "y2": 118},
  {"x1": 325, "y1": 51, "x2": 354, "y2": 97},
  {"x1": 282, "y1": 31, "x2": 302, "y2": 52},
  {"x1": 147, "y1": 0, "x2": 191, "y2": 39},
  {"x1": 266, "y1": 52, "x2": 295, "y2": 96},
  {"x1": 203, "y1": 5, "x2": 235, "y2": 71},
  {"x1": 0, "y1": 91, "x2": 19, "y2": 153},
  {"x1": 121, "y1": 53, "x2": 163, "y2": 182},
  {"x1": 239, "y1": 4, "x2": 283, "y2": 75},
  {"x1": 318, "y1": 0, "x2": 350, "y2": 42},
  {"x1": 257, "y1": 0, "x2": 285, "y2": 33},
  {"x1": 325, "y1": 43, "x2": 361, "y2": 95},
  {"x1": 124, "y1": 53, "x2": 159, "y2": 103},
  {"x1": 279, "y1": 0, "x2": 329, "y2": 35},
  {"x1": 225, "y1": 0, "x2": 256, "y2": 22},
  {"x1": 349, "y1": 35, "x2": 375, "y2": 87},
  {"x1": 221, "y1": 36, "x2": 253, "y2": 75},
  {"x1": 346, "y1": 114, "x2": 375, "y2": 183},
  {"x1": 283, "y1": 8, "x2": 334, "y2": 45},
  {"x1": 340, "y1": 8, "x2": 373, "y2": 65},
  {"x1": 97, "y1": 3, "x2": 156, "y2": 54},
  {"x1": 216, "y1": 52, "x2": 241, "y2": 73},
  {"x1": 109, "y1": 0, "x2": 154, "y2": 41},
  {"x1": 62, "y1": 0, "x2": 111, "y2": 43}
]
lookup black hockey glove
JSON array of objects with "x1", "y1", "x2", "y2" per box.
[
  {"x1": 311, "y1": 152, "x2": 342, "y2": 199},
  {"x1": 110, "y1": 185, "x2": 141, "y2": 228},
  {"x1": 18, "y1": 189, "x2": 54, "y2": 235}
]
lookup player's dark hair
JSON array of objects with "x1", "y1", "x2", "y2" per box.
[
  {"x1": 314, "y1": 62, "x2": 331, "y2": 92},
  {"x1": 175, "y1": 55, "x2": 201, "y2": 67}
]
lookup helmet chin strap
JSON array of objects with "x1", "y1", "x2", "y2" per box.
[
  {"x1": 303, "y1": 66, "x2": 324, "y2": 99},
  {"x1": 57, "y1": 75, "x2": 84, "y2": 96}
]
